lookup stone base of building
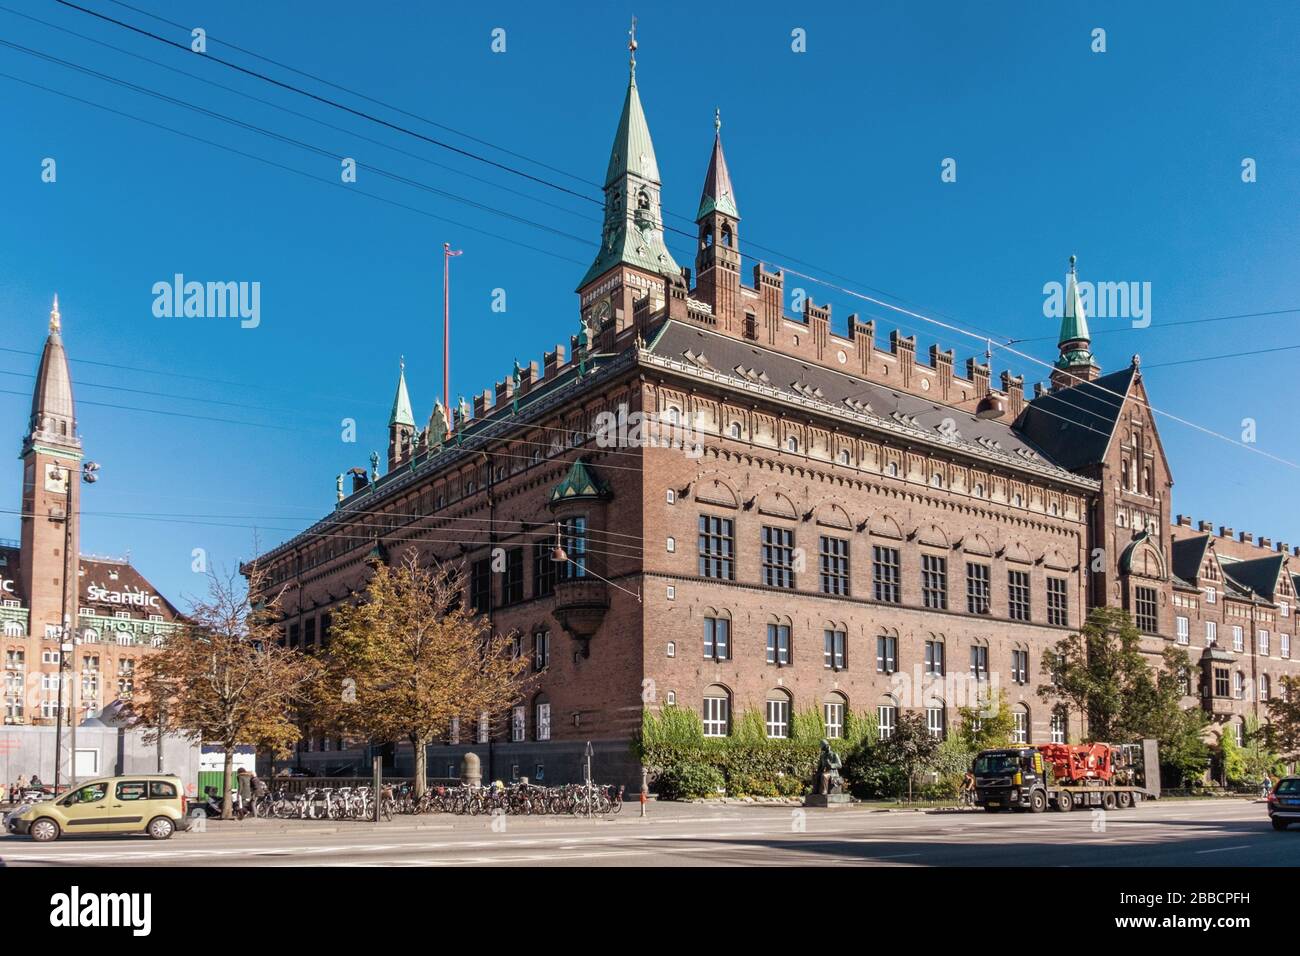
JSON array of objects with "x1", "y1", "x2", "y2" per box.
[{"x1": 803, "y1": 793, "x2": 853, "y2": 808}]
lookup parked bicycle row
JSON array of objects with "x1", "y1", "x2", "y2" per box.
[{"x1": 396, "y1": 781, "x2": 624, "y2": 816}]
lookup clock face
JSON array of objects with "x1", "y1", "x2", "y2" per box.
[{"x1": 44, "y1": 463, "x2": 68, "y2": 494}]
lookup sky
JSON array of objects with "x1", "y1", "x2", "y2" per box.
[{"x1": 1, "y1": 0, "x2": 1298, "y2": 609}]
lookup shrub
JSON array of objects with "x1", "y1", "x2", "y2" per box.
[
  {"x1": 654, "y1": 762, "x2": 724, "y2": 800},
  {"x1": 843, "y1": 744, "x2": 905, "y2": 799}
]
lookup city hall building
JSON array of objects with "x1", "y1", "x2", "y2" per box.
[
  {"x1": 252, "y1": 51, "x2": 1300, "y2": 784},
  {"x1": 2, "y1": 298, "x2": 182, "y2": 734}
]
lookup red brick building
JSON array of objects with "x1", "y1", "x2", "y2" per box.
[
  {"x1": 3, "y1": 298, "x2": 182, "y2": 733},
  {"x1": 252, "y1": 52, "x2": 1299, "y2": 784}
]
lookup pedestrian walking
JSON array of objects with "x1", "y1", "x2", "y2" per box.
[
  {"x1": 236, "y1": 767, "x2": 253, "y2": 820},
  {"x1": 249, "y1": 771, "x2": 267, "y2": 818}
]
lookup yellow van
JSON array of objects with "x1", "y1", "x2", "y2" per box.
[{"x1": 6, "y1": 775, "x2": 187, "y2": 842}]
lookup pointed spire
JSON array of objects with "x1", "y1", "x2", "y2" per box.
[
  {"x1": 26, "y1": 294, "x2": 80, "y2": 454},
  {"x1": 388, "y1": 356, "x2": 415, "y2": 428},
  {"x1": 1051, "y1": 254, "x2": 1102, "y2": 389},
  {"x1": 603, "y1": 35, "x2": 660, "y2": 188},
  {"x1": 697, "y1": 109, "x2": 739, "y2": 220},
  {"x1": 1059, "y1": 254, "x2": 1092, "y2": 348}
]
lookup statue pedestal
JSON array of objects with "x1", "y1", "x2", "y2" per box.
[{"x1": 803, "y1": 793, "x2": 852, "y2": 808}]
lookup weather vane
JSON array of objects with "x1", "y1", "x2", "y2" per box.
[{"x1": 628, "y1": 15, "x2": 637, "y2": 73}]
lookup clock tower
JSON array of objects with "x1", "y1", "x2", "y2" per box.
[
  {"x1": 576, "y1": 22, "x2": 681, "y2": 341},
  {"x1": 19, "y1": 296, "x2": 83, "y2": 641}
]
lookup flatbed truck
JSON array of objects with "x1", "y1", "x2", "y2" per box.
[{"x1": 971, "y1": 739, "x2": 1160, "y2": 813}]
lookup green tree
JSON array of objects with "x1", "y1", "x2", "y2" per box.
[
  {"x1": 957, "y1": 688, "x2": 1016, "y2": 751},
  {"x1": 1266, "y1": 675, "x2": 1300, "y2": 762},
  {"x1": 1220, "y1": 725, "x2": 1247, "y2": 785},
  {"x1": 1241, "y1": 714, "x2": 1280, "y2": 783},
  {"x1": 878, "y1": 712, "x2": 941, "y2": 801}
]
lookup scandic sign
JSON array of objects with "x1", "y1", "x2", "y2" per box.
[{"x1": 85, "y1": 583, "x2": 161, "y2": 609}]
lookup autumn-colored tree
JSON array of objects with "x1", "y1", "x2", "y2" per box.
[
  {"x1": 317, "y1": 552, "x2": 532, "y2": 796},
  {"x1": 135, "y1": 563, "x2": 320, "y2": 819}
]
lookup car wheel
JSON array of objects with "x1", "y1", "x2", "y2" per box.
[
  {"x1": 1272, "y1": 818, "x2": 1290, "y2": 831},
  {"x1": 1117, "y1": 791, "x2": 1133, "y2": 810},
  {"x1": 147, "y1": 816, "x2": 175, "y2": 840},
  {"x1": 1030, "y1": 790, "x2": 1047, "y2": 813},
  {"x1": 1055, "y1": 791, "x2": 1073, "y2": 812},
  {"x1": 30, "y1": 818, "x2": 60, "y2": 842}
]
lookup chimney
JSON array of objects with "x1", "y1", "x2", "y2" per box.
[
  {"x1": 1176, "y1": 515, "x2": 1193, "y2": 527},
  {"x1": 1198, "y1": 521, "x2": 1214, "y2": 533},
  {"x1": 544, "y1": 345, "x2": 566, "y2": 378},
  {"x1": 1259, "y1": 537, "x2": 1271, "y2": 550},
  {"x1": 1277, "y1": 542, "x2": 1289, "y2": 553},
  {"x1": 1219, "y1": 526, "x2": 1234, "y2": 538},
  {"x1": 350, "y1": 468, "x2": 369, "y2": 494},
  {"x1": 1239, "y1": 531, "x2": 1253, "y2": 544}
]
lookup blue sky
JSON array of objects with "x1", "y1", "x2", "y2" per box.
[{"x1": 1, "y1": 0, "x2": 1298, "y2": 608}]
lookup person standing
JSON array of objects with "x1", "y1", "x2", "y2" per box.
[
  {"x1": 249, "y1": 771, "x2": 267, "y2": 818},
  {"x1": 236, "y1": 767, "x2": 253, "y2": 820}
]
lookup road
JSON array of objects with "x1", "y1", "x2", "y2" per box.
[{"x1": 1, "y1": 799, "x2": 1292, "y2": 866}]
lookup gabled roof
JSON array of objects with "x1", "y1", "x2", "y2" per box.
[
  {"x1": 1014, "y1": 366, "x2": 1136, "y2": 472},
  {"x1": 1220, "y1": 553, "x2": 1286, "y2": 602},
  {"x1": 1171, "y1": 535, "x2": 1212, "y2": 584}
]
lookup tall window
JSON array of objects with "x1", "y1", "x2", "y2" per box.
[
  {"x1": 698, "y1": 515, "x2": 735, "y2": 580},
  {"x1": 970, "y1": 645, "x2": 989, "y2": 681},
  {"x1": 1234, "y1": 671, "x2": 1245, "y2": 699},
  {"x1": 1011, "y1": 648, "x2": 1029, "y2": 685},
  {"x1": 535, "y1": 700, "x2": 551, "y2": 741},
  {"x1": 922, "y1": 555, "x2": 947, "y2": 610},
  {"x1": 966, "y1": 563, "x2": 991, "y2": 614},
  {"x1": 1047, "y1": 577, "x2": 1068, "y2": 626},
  {"x1": 823, "y1": 629, "x2": 846, "y2": 671},
  {"x1": 877, "y1": 704, "x2": 897, "y2": 740},
  {"x1": 503, "y1": 548, "x2": 524, "y2": 605},
  {"x1": 926, "y1": 705, "x2": 945, "y2": 739},
  {"x1": 1232, "y1": 625, "x2": 1245, "y2": 652},
  {"x1": 819, "y1": 536, "x2": 850, "y2": 596},
  {"x1": 3, "y1": 649, "x2": 23, "y2": 720},
  {"x1": 876, "y1": 634, "x2": 897, "y2": 674},
  {"x1": 470, "y1": 558, "x2": 491, "y2": 615},
  {"x1": 703, "y1": 689, "x2": 730, "y2": 738},
  {"x1": 1282, "y1": 634, "x2": 1291, "y2": 659},
  {"x1": 1132, "y1": 586, "x2": 1158, "y2": 633},
  {"x1": 1012, "y1": 709, "x2": 1029, "y2": 744},
  {"x1": 532, "y1": 631, "x2": 550, "y2": 671},
  {"x1": 766, "y1": 623, "x2": 791, "y2": 666},
  {"x1": 924, "y1": 639, "x2": 945, "y2": 676},
  {"x1": 1205, "y1": 621, "x2": 1218, "y2": 646},
  {"x1": 1176, "y1": 616, "x2": 1189, "y2": 645},
  {"x1": 560, "y1": 516, "x2": 587, "y2": 578},
  {"x1": 511, "y1": 705, "x2": 526, "y2": 742},
  {"x1": 765, "y1": 694, "x2": 791, "y2": 739},
  {"x1": 1260, "y1": 675, "x2": 1271, "y2": 701},
  {"x1": 1008, "y1": 571, "x2": 1031, "y2": 621},
  {"x1": 761, "y1": 526, "x2": 795, "y2": 588},
  {"x1": 1050, "y1": 709, "x2": 1066, "y2": 744},
  {"x1": 824, "y1": 697, "x2": 845, "y2": 739},
  {"x1": 533, "y1": 540, "x2": 556, "y2": 597},
  {"x1": 873, "y1": 546, "x2": 901, "y2": 603},
  {"x1": 1259, "y1": 629, "x2": 1271, "y2": 656},
  {"x1": 1213, "y1": 667, "x2": 1230, "y2": 698},
  {"x1": 117, "y1": 658, "x2": 135, "y2": 699},
  {"x1": 704, "y1": 616, "x2": 731, "y2": 661}
]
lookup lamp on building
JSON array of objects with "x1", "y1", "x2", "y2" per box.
[{"x1": 551, "y1": 522, "x2": 568, "y2": 564}]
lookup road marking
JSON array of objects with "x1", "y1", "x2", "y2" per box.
[{"x1": 1195, "y1": 844, "x2": 1249, "y2": 854}]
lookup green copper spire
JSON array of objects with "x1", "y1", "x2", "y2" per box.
[
  {"x1": 550, "y1": 457, "x2": 609, "y2": 503},
  {"x1": 577, "y1": 21, "x2": 681, "y2": 290},
  {"x1": 388, "y1": 357, "x2": 414, "y2": 428},
  {"x1": 1055, "y1": 255, "x2": 1096, "y2": 370}
]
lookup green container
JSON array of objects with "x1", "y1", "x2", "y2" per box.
[{"x1": 198, "y1": 770, "x2": 230, "y2": 797}]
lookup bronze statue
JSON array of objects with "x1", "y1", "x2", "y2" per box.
[{"x1": 816, "y1": 739, "x2": 844, "y2": 795}]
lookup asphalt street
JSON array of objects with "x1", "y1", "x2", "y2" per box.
[{"x1": 1, "y1": 798, "x2": 1293, "y2": 866}]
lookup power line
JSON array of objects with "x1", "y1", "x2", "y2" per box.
[{"x1": 1013, "y1": 308, "x2": 1300, "y2": 344}]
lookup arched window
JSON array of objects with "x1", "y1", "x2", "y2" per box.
[
  {"x1": 702, "y1": 685, "x2": 731, "y2": 737},
  {"x1": 729, "y1": 421, "x2": 742, "y2": 439},
  {"x1": 838, "y1": 449, "x2": 850, "y2": 465},
  {"x1": 720, "y1": 223, "x2": 733, "y2": 247},
  {"x1": 1234, "y1": 671, "x2": 1246, "y2": 699},
  {"x1": 931, "y1": 472, "x2": 943, "y2": 488},
  {"x1": 877, "y1": 696, "x2": 898, "y2": 740},
  {"x1": 786, "y1": 436, "x2": 799, "y2": 452},
  {"x1": 926, "y1": 699, "x2": 946, "y2": 739},
  {"x1": 3, "y1": 621, "x2": 24, "y2": 637},
  {"x1": 1012, "y1": 704, "x2": 1030, "y2": 744},
  {"x1": 637, "y1": 189, "x2": 650, "y2": 211},
  {"x1": 823, "y1": 692, "x2": 847, "y2": 739},
  {"x1": 765, "y1": 689, "x2": 792, "y2": 739},
  {"x1": 886, "y1": 462, "x2": 899, "y2": 477}
]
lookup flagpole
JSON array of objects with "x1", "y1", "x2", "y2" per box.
[{"x1": 443, "y1": 242, "x2": 463, "y2": 413}]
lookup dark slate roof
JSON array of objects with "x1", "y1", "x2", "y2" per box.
[
  {"x1": 1171, "y1": 535, "x2": 1212, "y2": 584},
  {"x1": 644, "y1": 321, "x2": 1090, "y2": 485},
  {"x1": 79, "y1": 556, "x2": 183, "y2": 620},
  {"x1": 0, "y1": 545, "x2": 25, "y2": 605},
  {"x1": 1219, "y1": 554, "x2": 1285, "y2": 601},
  {"x1": 1014, "y1": 367, "x2": 1137, "y2": 472}
]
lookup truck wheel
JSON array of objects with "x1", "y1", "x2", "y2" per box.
[
  {"x1": 1055, "y1": 791, "x2": 1073, "y2": 812},
  {"x1": 983, "y1": 806, "x2": 1004, "y2": 813},
  {"x1": 1102, "y1": 792, "x2": 1117, "y2": 811},
  {"x1": 1029, "y1": 790, "x2": 1047, "y2": 813},
  {"x1": 1272, "y1": 818, "x2": 1290, "y2": 831},
  {"x1": 1117, "y1": 791, "x2": 1133, "y2": 809}
]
